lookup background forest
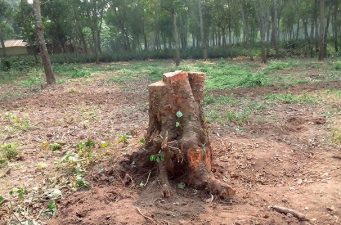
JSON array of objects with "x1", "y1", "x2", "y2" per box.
[{"x1": 0, "y1": 0, "x2": 340, "y2": 67}]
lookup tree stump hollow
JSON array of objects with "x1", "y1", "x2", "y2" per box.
[{"x1": 146, "y1": 71, "x2": 235, "y2": 198}]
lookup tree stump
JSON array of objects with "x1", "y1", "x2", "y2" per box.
[{"x1": 145, "y1": 71, "x2": 235, "y2": 198}]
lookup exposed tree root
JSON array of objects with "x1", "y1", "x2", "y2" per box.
[{"x1": 269, "y1": 205, "x2": 310, "y2": 222}]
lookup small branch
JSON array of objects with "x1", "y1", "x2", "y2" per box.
[
  {"x1": 269, "y1": 205, "x2": 310, "y2": 222},
  {"x1": 136, "y1": 207, "x2": 157, "y2": 224},
  {"x1": 144, "y1": 170, "x2": 152, "y2": 186},
  {"x1": 332, "y1": 155, "x2": 341, "y2": 160}
]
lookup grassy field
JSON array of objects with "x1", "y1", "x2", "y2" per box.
[{"x1": 0, "y1": 58, "x2": 340, "y2": 224}]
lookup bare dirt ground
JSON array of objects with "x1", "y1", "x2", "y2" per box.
[{"x1": 0, "y1": 60, "x2": 340, "y2": 225}]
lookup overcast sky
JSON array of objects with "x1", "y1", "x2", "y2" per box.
[{"x1": 27, "y1": 0, "x2": 33, "y2": 4}]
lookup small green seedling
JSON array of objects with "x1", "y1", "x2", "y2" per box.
[
  {"x1": 139, "y1": 138, "x2": 145, "y2": 145},
  {"x1": 36, "y1": 162, "x2": 48, "y2": 170},
  {"x1": 100, "y1": 141, "x2": 109, "y2": 148},
  {"x1": 1, "y1": 143, "x2": 19, "y2": 161},
  {"x1": 49, "y1": 143, "x2": 62, "y2": 151},
  {"x1": 10, "y1": 187, "x2": 27, "y2": 200},
  {"x1": 118, "y1": 134, "x2": 131, "y2": 144},
  {"x1": 0, "y1": 196, "x2": 5, "y2": 206},
  {"x1": 149, "y1": 152, "x2": 164, "y2": 163},
  {"x1": 176, "y1": 111, "x2": 183, "y2": 118},
  {"x1": 47, "y1": 200, "x2": 57, "y2": 215},
  {"x1": 75, "y1": 175, "x2": 88, "y2": 189},
  {"x1": 176, "y1": 111, "x2": 183, "y2": 128}
]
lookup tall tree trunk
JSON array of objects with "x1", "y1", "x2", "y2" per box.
[
  {"x1": 271, "y1": 0, "x2": 278, "y2": 54},
  {"x1": 310, "y1": 19, "x2": 315, "y2": 57},
  {"x1": 319, "y1": 0, "x2": 326, "y2": 60},
  {"x1": 198, "y1": 0, "x2": 207, "y2": 59},
  {"x1": 334, "y1": 0, "x2": 339, "y2": 52},
  {"x1": 92, "y1": 29, "x2": 100, "y2": 64},
  {"x1": 173, "y1": 11, "x2": 180, "y2": 66},
  {"x1": 296, "y1": 19, "x2": 300, "y2": 40},
  {"x1": 323, "y1": 4, "x2": 332, "y2": 57},
  {"x1": 0, "y1": 30, "x2": 6, "y2": 57},
  {"x1": 33, "y1": 0, "x2": 56, "y2": 85},
  {"x1": 304, "y1": 19, "x2": 310, "y2": 57}
]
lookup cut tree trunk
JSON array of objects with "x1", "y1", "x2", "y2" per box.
[{"x1": 145, "y1": 71, "x2": 235, "y2": 198}]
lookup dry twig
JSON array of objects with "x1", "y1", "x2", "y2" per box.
[
  {"x1": 136, "y1": 207, "x2": 158, "y2": 224},
  {"x1": 269, "y1": 205, "x2": 310, "y2": 222}
]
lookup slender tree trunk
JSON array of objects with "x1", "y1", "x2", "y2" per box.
[
  {"x1": 33, "y1": 0, "x2": 56, "y2": 85},
  {"x1": 304, "y1": 19, "x2": 310, "y2": 57},
  {"x1": 79, "y1": 29, "x2": 88, "y2": 54},
  {"x1": 198, "y1": 0, "x2": 207, "y2": 59},
  {"x1": 334, "y1": 0, "x2": 339, "y2": 52},
  {"x1": 0, "y1": 30, "x2": 6, "y2": 57},
  {"x1": 271, "y1": 0, "x2": 278, "y2": 54},
  {"x1": 173, "y1": 11, "x2": 180, "y2": 66},
  {"x1": 319, "y1": 0, "x2": 326, "y2": 60},
  {"x1": 296, "y1": 19, "x2": 300, "y2": 40},
  {"x1": 323, "y1": 4, "x2": 332, "y2": 57}
]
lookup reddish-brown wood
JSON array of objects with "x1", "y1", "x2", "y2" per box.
[{"x1": 145, "y1": 71, "x2": 235, "y2": 198}]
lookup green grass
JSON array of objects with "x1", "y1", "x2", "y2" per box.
[
  {"x1": 0, "y1": 143, "x2": 20, "y2": 167},
  {"x1": 331, "y1": 129, "x2": 341, "y2": 145},
  {"x1": 204, "y1": 95, "x2": 239, "y2": 106},
  {"x1": 266, "y1": 93, "x2": 318, "y2": 104},
  {"x1": 1, "y1": 59, "x2": 340, "y2": 94},
  {"x1": 205, "y1": 98, "x2": 266, "y2": 125},
  {"x1": 331, "y1": 61, "x2": 341, "y2": 70},
  {"x1": 264, "y1": 60, "x2": 297, "y2": 74}
]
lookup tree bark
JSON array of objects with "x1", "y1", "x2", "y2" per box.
[
  {"x1": 0, "y1": 29, "x2": 6, "y2": 57},
  {"x1": 319, "y1": 0, "x2": 326, "y2": 60},
  {"x1": 144, "y1": 71, "x2": 235, "y2": 198},
  {"x1": 334, "y1": 0, "x2": 339, "y2": 52},
  {"x1": 271, "y1": 0, "x2": 278, "y2": 55},
  {"x1": 33, "y1": 0, "x2": 56, "y2": 85},
  {"x1": 198, "y1": 0, "x2": 207, "y2": 59},
  {"x1": 173, "y1": 11, "x2": 180, "y2": 66}
]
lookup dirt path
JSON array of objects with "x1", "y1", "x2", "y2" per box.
[{"x1": 0, "y1": 68, "x2": 340, "y2": 225}]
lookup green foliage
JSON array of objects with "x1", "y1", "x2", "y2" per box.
[
  {"x1": 49, "y1": 143, "x2": 62, "y2": 151},
  {"x1": 9, "y1": 187, "x2": 27, "y2": 200},
  {"x1": 332, "y1": 61, "x2": 341, "y2": 70},
  {"x1": 100, "y1": 141, "x2": 109, "y2": 148},
  {"x1": 184, "y1": 63, "x2": 269, "y2": 90},
  {"x1": 266, "y1": 93, "x2": 317, "y2": 104},
  {"x1": 205, "y1": 99, "x2": 266, "y2": 125},
  {"x1": 118, "y1": 134, "x2": 131, "y2": 144},
  {"x1": 54, "y1": 64, "x2": 91, "y2": 78},
  {"x1": 75, "y1": 175, "x2": 88, "y2": 189},
  {"x1": 225, "y1": 110, "x2": 251, "y2": 125},
  {"x1": 149, "y1": 152, "x2": 164, "y2": 163},
  {"x1": 139, "y1": 138, "x2": 145, "y2": 145},
  {"x1": 331, "y1": 129, "x2": 341, "y2": 145},
  {"x1": 0, "y1": 143, "x2": 19, "y2": 164},
  {"x1": 264, "y1": 60, "x2": 296, "y2": 73},
  {"x1": 0, "y1": 195, "x2": 5, "y2": 206},
  {"x1": 4, "y1": 112, "x2": 31, "y2": 131},
  {"x1": 176, "y1": 111, "x2": 183, "y2": 118},
  {"x1": 20, "y1": 68, "x2": 44, "y2": 89},
  {"x1": 204, "y1": 95, "x2": 239, "y2": 106},
  {"x1": 47, "y1": 200, "x2": 57, "y2": 215}
]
